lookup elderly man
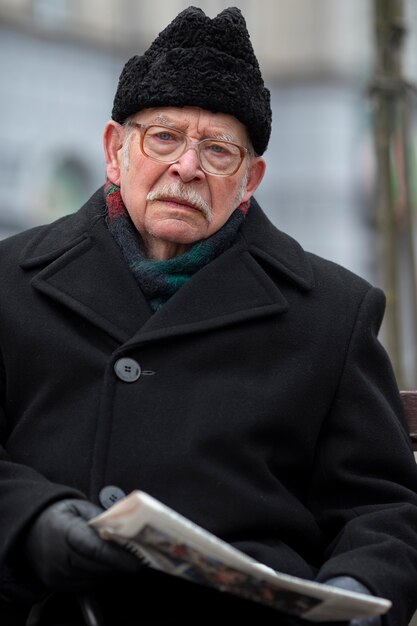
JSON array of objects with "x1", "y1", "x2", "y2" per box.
[{"x1": 1, "y1": 6, "x2": 417, "y2": 626}]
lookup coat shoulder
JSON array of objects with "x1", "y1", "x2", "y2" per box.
[
  {"x1": 307, "y1": 250, "x2": 377, "y2": 296},
  {"x1": 246, "y1": 200, "x2": 379, "y2": 304}
]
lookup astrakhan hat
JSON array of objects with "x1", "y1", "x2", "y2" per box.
[{"x1": 111, "y1": 6, "x2": 271, "y2": 155}]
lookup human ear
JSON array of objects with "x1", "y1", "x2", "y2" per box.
[
  {"x1": 103, "y1": 121, "x2": 125, "y2": 186},
  {"x1": 241, "y1": 157, "x2": 266, "y2": 203}
]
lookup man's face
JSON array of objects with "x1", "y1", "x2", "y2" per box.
[{"x1": 104, "y1": 106, "x2": 265, "y2": 259}]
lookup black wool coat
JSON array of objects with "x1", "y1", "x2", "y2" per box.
[{"x1": 1, "y1": 188, "x2": 417, "y2": 625}]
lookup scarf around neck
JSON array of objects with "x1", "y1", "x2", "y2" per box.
[{"x1": 104, "y1": 180, "x2": 248, "y2": 311}]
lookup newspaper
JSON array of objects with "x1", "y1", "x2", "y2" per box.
[{"x1": 89, "y1": 490, "x2": 391, "y2": 623}]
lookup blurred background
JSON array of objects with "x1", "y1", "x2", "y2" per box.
[{"x1": 0, "y1": 0, "x2": 417, "y2": 386}]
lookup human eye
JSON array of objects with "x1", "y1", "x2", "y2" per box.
[
  {"x1": 205, "y1": 141, "x2": 234, "y2": 156},
  {"x1": 144, "y1": 126, "x2": 183, "y2": 156},
  {"x1": 149, "y1": 126, "x2": 180, "y2": 142},
  {"x1": 210, "y1": 143, "x2": 228, "y2": 154},
  {"x1": 158, "y1": 131, "x2": 176, "y2": 141}
]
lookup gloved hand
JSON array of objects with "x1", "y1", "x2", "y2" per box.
[
  {"x1": 23, "y1": 499, "x2": 142, "y2": 589},
  {"x1": 324, "y1": 576, "x2": 382, "y2": 626}
]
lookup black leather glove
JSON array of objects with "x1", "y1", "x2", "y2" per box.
[
  {"x1": 325, "y1": 577, "x2": 382, "y2": 626},
  {"x1": 23, "y1": 499, "x2": 142, "y2": 589}
]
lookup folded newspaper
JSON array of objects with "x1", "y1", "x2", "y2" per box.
[{"x1": 89, "y1": 490, "x2": 391, "y2": 623}]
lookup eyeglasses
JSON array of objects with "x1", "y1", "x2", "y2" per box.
[{"x1": 127, "y1": 122, "x2": 248, "y2": 177}]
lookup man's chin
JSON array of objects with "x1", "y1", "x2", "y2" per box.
[
  {"x1": 143, "y1": 220, "x2": 212, "y2": 259},
  {"x1": 148, "y1": 217, "x2": 209, "y2": 243}
]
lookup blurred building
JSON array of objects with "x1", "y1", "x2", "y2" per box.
[{"x1": 0, "y1": 0, "x2": 416, "y2": 284}]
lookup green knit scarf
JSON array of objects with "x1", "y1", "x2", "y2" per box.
[{"x1": 104, "y1": 181, "x2": 248, "y2": 311}]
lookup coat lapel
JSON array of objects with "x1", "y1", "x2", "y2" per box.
[
  {"x1": 121, "y1": 199, "x2": 315, "y2": 347},
  {"x1": 126, "y1": 241, "x2": 289, "y2": 346},
  {"x1": 19, "y1": 191, "x2": 314, "y2": 346},
  {"x1": 19, "y1": 190, "x2": 152, "y2": 343}
]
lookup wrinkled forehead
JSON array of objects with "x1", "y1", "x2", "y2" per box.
[{"x1": 132, "y1": 106, "x2": 250, "y2": 144}]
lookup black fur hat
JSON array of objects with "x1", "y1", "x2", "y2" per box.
[{"x1": 111, "y1": 6, "x2": 271, "y2": 155}]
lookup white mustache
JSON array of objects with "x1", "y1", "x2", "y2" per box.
[{"x1": 147, "y1": 183, "x2": 213, "y2": 223}]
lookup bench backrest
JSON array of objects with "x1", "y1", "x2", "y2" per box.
[{"x1": 400, "y1": 390, "x2": 417, "y2": 451}]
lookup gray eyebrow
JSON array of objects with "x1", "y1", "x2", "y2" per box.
[
  {"x1": 214, "y1": 133, "x2": 234, "y2": 142},
  {"x1": 151, "y1": 116, "x2": 235, "y2": 143},
  {"x1": 152, "y1": 115, "x2": 179, "y2": 127}
]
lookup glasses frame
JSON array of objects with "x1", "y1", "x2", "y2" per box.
[{"x1": 127, "y1": 121, "x2": 248, "y2": 177}]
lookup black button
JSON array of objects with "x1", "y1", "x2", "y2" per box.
[
  {"x1": 99, "y1": 485, "x2": 126, "y2": 509},
  {"x1": 114, "y1": 358, "x2": 141, "y2": 382}
]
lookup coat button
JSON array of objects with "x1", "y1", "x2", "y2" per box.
[
  {"x1": 114, "y1": 357, "x2": 141, "y2": 382},
  {"x1": 99, "y1": 485, "x2": 126, "y2": 509}
]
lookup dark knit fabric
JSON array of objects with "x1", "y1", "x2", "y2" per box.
[
  {"x1": 104, "y1": 181, "x2": 246, "y2": 311},
  {"x1": 111, "y1": 7, "x2": 271, "y2": 155}
]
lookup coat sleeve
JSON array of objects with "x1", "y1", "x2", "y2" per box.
[
  {"x1": 312, "y1": 286, "x2": 417, "y2": 626},
  {"x1": 0, "y1": 352, "x2": 85, "y2": 603}
]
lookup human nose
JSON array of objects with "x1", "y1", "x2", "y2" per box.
[{"x1": 168, "y1": 144, "x2": 205, "y2": 183}]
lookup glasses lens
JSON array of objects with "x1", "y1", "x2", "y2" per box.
[
  {"x1": 143, "y1": 126, "x2": 186, "y2": 162},
  {"x1": 199, "y1": 139, "x2": 242, "y2": 175}
]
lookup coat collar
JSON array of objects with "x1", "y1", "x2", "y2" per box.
[
  {"x1": 240, "y1": 197, "x2": 314, "y2": 291},
  {"x1": 19, "y1": 188, "x2": 314, "y2": 345}
]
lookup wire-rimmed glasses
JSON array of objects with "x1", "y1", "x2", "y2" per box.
[{"x1": 128, "y1": 122, "x2": 248, "y2": 177}]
